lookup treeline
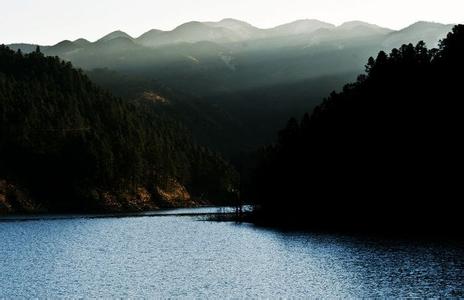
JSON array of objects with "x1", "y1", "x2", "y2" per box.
[
  {"x1": 0, "y1": 46, "x2": 238, "y2": 212},
  {"x1": 251, "y1": 25, "x2": 464, "y2": 232}
]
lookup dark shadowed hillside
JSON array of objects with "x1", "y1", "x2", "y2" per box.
[
  {"x1": 0, "y1": 46, "x2": 238, "y2": 214},
  {"x1": 251, "y1": 25, "x2": 464, "y2": 233},
  {"x1": 8, "y1": 21, "x2": 454, "y2": 158}
]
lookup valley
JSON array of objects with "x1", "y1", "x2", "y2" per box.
[{"x1": 9, "y1": 20, "x2": 454, "y2": 156}]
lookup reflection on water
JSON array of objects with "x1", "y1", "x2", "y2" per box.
[{"x1": 0, "y1": 208, "x2": 463, "y2": 298}]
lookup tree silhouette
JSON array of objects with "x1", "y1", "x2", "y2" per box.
[{"x1": 251, "y1": 25, "x2": 464, "y2": 233}]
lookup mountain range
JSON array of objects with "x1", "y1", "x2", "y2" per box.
[
  {"x1": 6, "y1": 19, "x2": 456, "y2": 156},
  {"x1": 9, "y1": 19, "x2": 451, "y2": 51}
]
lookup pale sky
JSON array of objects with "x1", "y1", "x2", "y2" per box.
[{"x1": 1, "y1": 0, "x2": 463, "y2": 45}]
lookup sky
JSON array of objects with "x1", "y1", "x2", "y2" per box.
[{"x1": 1, "y1": 0, "x2": 463, "y2": 45}]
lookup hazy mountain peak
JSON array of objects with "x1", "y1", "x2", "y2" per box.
[
  {"x1": 12, "y1": 19, "x2": 453, "y2": 55},
  {"x1": 335, "y1": 21, "x2": 393, "y2": 37},
  {"x1": 402, "y1": 21, "x2": 452, "y2": 31},
  {"x1": 74, "y1": 38, "x2": 90, "y2": 43},
  {"x1": 101, "y1": 36, "x2": 137, "y2": 46},
  {"x1": 204, "y1": 18, "x2": 261, "y2": 40},
  {"x1": 53, "y1": 40, "x2": 74, "y2": 47},
  {"x1": 216, "y1": 18, "x2": 255, "y2": 27},
  {"x1": 136, "y1": 21, "x2": 239, "y2": 48},
  {"x1": 383, "y1": 21, "x2": 453, "y2": 48},
  {"x1": 174, "y1": 21, "x2": 207, "y2": 31},
  {"x1": 281, "y1": 19, "x2": 334, "y2": 27},
  {"x1": 219, "y1": 18, "x2": 245, "y2": 23},
  {"x1": 171, "y1": 21, "x2": 231, "y2": 39},
  {"x1": 269, "y1": 19, "x2": 335, "y2": 36},
  {"x1": 137, "y1": 29, "x2": 165, "y2": 42},
  {"x1": 338, "y1": 21, "x2": 388, "y2": 30},
  {"x1": 98, "y1": 30, "x2": 133, "y2": 42},
  {"x1": 73, "y1": 38, "x2": 91, "y2": 46},
  {"x1": 140, "y1": 29, "x2": 164, "y2": 35},
  {"x1": 46, "y1": 40, "x2": 82, "y2": 55}
]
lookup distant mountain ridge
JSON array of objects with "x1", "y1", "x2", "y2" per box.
[
  {"x1": 7, "y1": 19, "x2": 453, "y2": 51},
  {"x1": 383, "y1": 21, "x2": 455, "y2": 49},
  {"x1": 98, "y1": 30, "x2": 134, "y2": 42},
  {"x1": 4, "y1": 19, "x2": 457, "y2": 157}
]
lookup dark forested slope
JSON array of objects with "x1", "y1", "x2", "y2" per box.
[
  {"x1": 251, "y1": 25, "x2": 464, "y2": 232},
  {"x1": 0, "y1": 46, "x2": 238, "y2": 214},
  {"x1": 9, "y1": 21, "x2": 453, "y2": 158}
]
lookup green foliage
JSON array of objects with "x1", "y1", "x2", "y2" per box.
[{"x1": 0, "y1": 45, "x2": 238, "y2": 211}]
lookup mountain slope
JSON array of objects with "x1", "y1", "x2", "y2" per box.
[
  {"x1": 0, "y1": 46, "x2": 238, "y2": 214},
  {"x1": 251, "y1": 25, "x2": 464, "y2": 232},
  {"x1": 12, "y1": 20, "x2": 448, "y2": 95},
  {"x1": 136, "y1": 21, "x2": 242, "y2": 48},
  {"x1": 205, "y1": 18, "x2": 263, "y2": 40},
  {"x1": 268, "y1": 19, "x2": 335, "y2": 37},
  {"x1": 383, "y1": 21, "x2": 454, "y2": 48},
  {"x1": 98, "y1": 30, "x2": 134, "y2": 42},
  {"x1": 6, "y1": 20, "x2": 455, "y2": 158}
]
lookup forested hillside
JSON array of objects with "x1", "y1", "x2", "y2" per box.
[
  {"x1": 9, "y1": 21, "x2": 453, "y2": 158},
  {"x1": 0, "y1": 46, "x2": 238, "y2": 214},
  {"x1": 251, "y1": 25, "x2": 464, "y2": 232}
]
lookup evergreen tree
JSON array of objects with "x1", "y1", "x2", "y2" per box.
[
  {"x1": 251, "y1": 25, "x2": 464, "y2": 233},
  {"x1": 0, "y1": 45, "x2": 238, "y2": 212}
]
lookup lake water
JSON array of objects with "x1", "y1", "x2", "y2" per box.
[{"x1": 1, "y1": 207, "x2": 463, "y2": 298}]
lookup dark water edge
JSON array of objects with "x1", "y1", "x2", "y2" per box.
[
  {"x1": 0, "y1": 206, "x2": 246, "y2": 222},
  {"x1": 4, "y1": 206, "x2": 462, "y2": 242},
  {"x1": 236, "y1": 206, "x2": 464, "y2": 241},
  {"x1": 3, "y1": 206, "x2": 462, "y2": 242}
]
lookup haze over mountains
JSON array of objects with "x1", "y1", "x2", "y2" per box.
[
  {"x1": 10, "y1": 19, "x2": 451, "y2": 51},
  {"x1": 7, "y1": 19, "x2": 455, "y2": 156}
]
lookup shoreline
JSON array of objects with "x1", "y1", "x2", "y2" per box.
[{"x1": 0, "y1": 205, "x2": 252, "y2": 222}]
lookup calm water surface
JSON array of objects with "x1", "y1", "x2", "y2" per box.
[{"x1": 1, "y1": 207, "x2": 463, "y2": 298}]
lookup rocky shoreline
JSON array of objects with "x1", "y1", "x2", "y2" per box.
[{"x1": 0, "y1": 178, "x2": 208, "y2": 215}]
